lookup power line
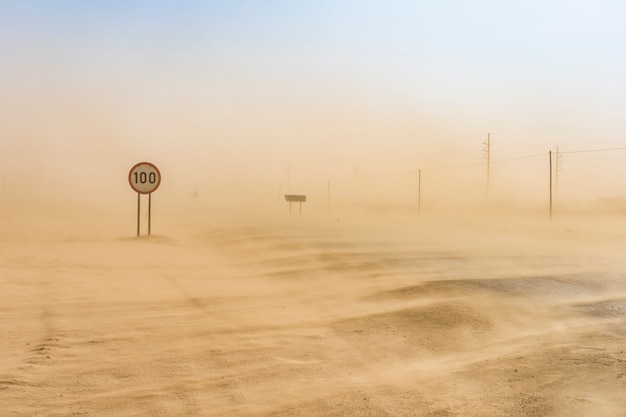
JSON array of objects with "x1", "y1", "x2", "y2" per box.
[
  {"x1": 347, "y1": 151, "x2": 546, "y2": 183},
  {"x1": 561, "y1": 146, "x2": 626, "y2": 154},
  {"x1": 422, "y1": 161, "x2": 485, "y2": 173},
  {"x1": 331, "y1": 146, "x2": 624, "y2": 185},
  {"x1": 425, "y1": 151, "x2": 546, "y2": 172},
  {"x1": 490, "y1": 152, "x2": 546, "y2": 164},
  {"x1": 352, "y1": 170, "x2": 417, "y2": 183}
]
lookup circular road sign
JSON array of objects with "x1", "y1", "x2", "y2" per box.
[{"x1": 129, "y1": 162, "x2": 161, "y2": 194}]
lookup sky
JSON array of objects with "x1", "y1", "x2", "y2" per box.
[{"x1": 1, "y1": 1, "x2": 625, "y2": 211}]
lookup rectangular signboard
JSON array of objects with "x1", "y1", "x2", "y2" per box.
[{"x1": 285, "y1": 194, "x2": 306, "y2": 202}]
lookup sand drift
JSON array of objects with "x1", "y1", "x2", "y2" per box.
[{"x1": 1, "y1": 217, "x2": 626, "y2": 416}]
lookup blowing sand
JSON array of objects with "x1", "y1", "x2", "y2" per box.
[{"x1": 2, "y1": 206, "x2": 626, "y2": 416}]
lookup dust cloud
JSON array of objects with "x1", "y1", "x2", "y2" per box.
[
  {"x1": 3, "y1": 1, "x2": 626, "y2": 414},
  {"x1": 2, "y1": 144, "x2": 626, "y2": 417},
  {"x1": 2, "y1": 54, "x2": 626, "y2": 417}
]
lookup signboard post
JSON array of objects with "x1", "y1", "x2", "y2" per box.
[
  {"x1": 284, "y1": 194, "x2": 306, "y2": 216},
  {"x1": 129, "y1": 162, "x2": 161, "y2": 236}
]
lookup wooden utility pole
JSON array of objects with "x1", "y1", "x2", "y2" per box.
[
  {"x1": 483, "y1": 133, "x2": 491, "y2": 198},
  {"x1": 418, "y1": 169, "x2": 422, "y2": 215},
  {"x1": 327, "y1": 181, "x2": 331, "y2": 215},
  {"x1": 549, "y1": 151, "x2": 553, "y2": 221},
  {"x1": 555, "y1": 146, "x2": 561, "y2": 200},
  {"x1": 287, "y1": 163, "x2": 291, "y2": 193}
]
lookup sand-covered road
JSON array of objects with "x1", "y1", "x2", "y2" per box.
[{"x1": 2, "y1": 212, "x2": 626, "y2": 416}]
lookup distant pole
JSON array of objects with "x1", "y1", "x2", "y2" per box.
[
  {"x1": 483, "y1": 133, "x2": 491, "y2": 198},
  {"x1": 555, "y1": 146, "x2": 561, "y2": 200},
  {"x1": 418, "y1": 169, "x2": 422, "y2": 215},
  {"x1": 327, "y1": 181, "x2": 331, "y2": 215},
  {"x1": 288, "y1": 163, "x2": 291, "y2": 193},
  {"x1": 549, "y1": 151, "x2": 553, "y2": 221}
]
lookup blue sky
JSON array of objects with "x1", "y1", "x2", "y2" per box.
[
  {"x1": 1, "y1": 1, "x2": 625, "y2": 203},
  {"x1": 3, "y1": 1, "x2": 623, "y2": 125}
]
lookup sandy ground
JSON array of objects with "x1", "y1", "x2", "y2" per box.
[{"x1": 2, "y1": 207, "x2": 626, "y2": 416}]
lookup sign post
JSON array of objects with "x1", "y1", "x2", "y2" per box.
[
  {"x1": 129, "y1": 162, "x2": 161, "y2": 236},
  {"x1": 284, "y1": 194, "x2": 306, "y2": 216}
]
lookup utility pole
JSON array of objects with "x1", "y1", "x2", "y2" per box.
[
  {"x1": 555, "y1": 146, "x2": 562, "y2": 200},
  {"x1": 483, "y1": 133, "x2": 491, "y2": 198},
  {"x1": 327, "y1": 181, "x2": 331, "y2": 215},
  {"x1": 549, "y1": 151, "x2": 553, "y2": 221},
  {"x1": 418, "y1": 169, "x2": 422, "y2": 216}
]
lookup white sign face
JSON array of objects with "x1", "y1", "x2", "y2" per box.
[{"x1": 129, "y1": 162, "x2": 161, "y2": 194}]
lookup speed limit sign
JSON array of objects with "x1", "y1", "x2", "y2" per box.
[
  {"x1": 129, "y1": 162, "x2": 161, "y2": 237},
  {"x1": 129, "y1": 162, "x2": 161, "y2": 194}
]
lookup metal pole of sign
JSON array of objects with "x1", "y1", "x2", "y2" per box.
[
  {"x1": 299, "y1": 202, "x2": 302, "y2": 216},
  {"x1": 148, "y1": 193, "x2": 152, "y2": 236},
  {"x1": 137, "y1": 193, "x2": 141, "y2": 237}
]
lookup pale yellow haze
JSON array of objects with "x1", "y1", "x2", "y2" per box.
[
  {"x1": 2, "y1": 2, "x2": 626, "y2": 416},
  {"x1": 1, "y1": 2, "x2": 625, "y2": 216}
]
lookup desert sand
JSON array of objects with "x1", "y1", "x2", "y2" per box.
[{"x1": 1, "y1": 204, "x2": 626, "y2": 417}]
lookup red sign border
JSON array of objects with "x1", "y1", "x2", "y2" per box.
[{"x1": 128, "y1": 162, "x2": 161, "y2": 194}]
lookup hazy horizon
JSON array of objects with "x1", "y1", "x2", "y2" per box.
[{"x1": 1, "y1": 1, "x2": 625, "y2": 217}]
